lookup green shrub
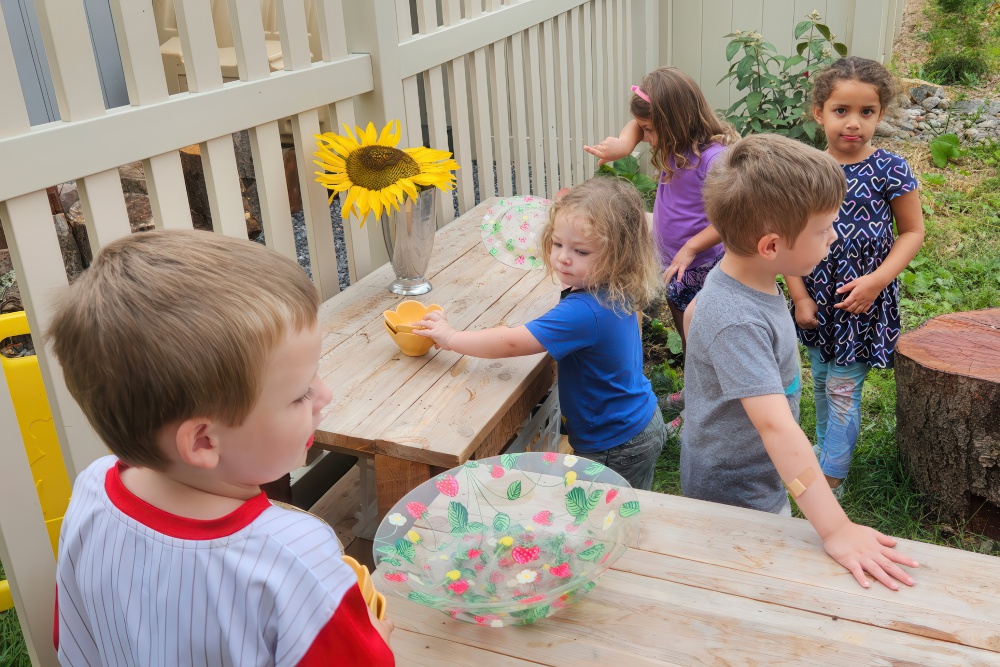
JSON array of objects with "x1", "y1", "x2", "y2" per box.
[
  {"x1": 718, "y1": 11, "x2": 847, "y2": 147},
  {"x1": 594, "y1": 156, "x2": 657, "y2": 211},
  {"x1": 925, "y1": 51, "x2": 990, "y2": 84}
]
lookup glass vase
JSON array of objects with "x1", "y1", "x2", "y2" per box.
[{"x1": 381, "y1": 187, "x2": 438, "y2": 295}]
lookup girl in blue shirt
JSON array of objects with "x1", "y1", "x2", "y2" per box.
[{"x1": 416, "y1": 178, "x2": 665, "y2": 489}]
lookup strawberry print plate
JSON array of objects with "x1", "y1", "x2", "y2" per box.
[
  {"x1": 480, "y1": 196, "x2": 552, "y2": 270},
  {"x1": 372, "y1": 452, "x2": 640, "y2": 626}
]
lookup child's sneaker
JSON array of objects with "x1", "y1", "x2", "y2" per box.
[
  {"x1": 812, "y1": 444, "x2": 822, "y2": 460},
  {"x1": 831, "y1": 480, "x2": 846, "y2": 501},
  {"x1": 665, "y1": 416, "x2": 682, "y2": 439},
  {"x1": 658, "y1": 390, "x2": 685, "y2": 416}
]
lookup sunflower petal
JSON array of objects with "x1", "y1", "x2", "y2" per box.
[
  {"x1": 342, "y1": 186, "x2": 363, "y2": 218},
  {"x1": 377, "y1": 120, "x2": 396, "y2": 146},
  {"x1": 399, "y1": 178, "x2": 419, "y2": 201},
  {"x1": 364, "y1": 122, "x2": 378, "y2": 146},
  {"x1": 369, "y1": 189, "x2": 383, "y2": 219}
]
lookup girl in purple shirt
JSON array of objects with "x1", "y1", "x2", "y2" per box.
[{"x1": 586, "y1": 67, "x2": 739, "y2": 352}]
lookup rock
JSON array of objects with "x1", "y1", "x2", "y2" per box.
[
  {"x1": 875, "y1": 120, "x2": 897, "y2": 137},
  {"x1": 938, "y1": 98, "x2": 952, "y2": 110},
  {"x1": 1, "y1": 280, "x2": 20, "y2": 314},
  {"x1": 910, "y1": 84, "x2": 944, "y2": 103},
  {"x1": 952, "y1": 99, "x2": 987, "y2": 115},
  {"x1": 921, "y1": 96, "x2": 942, "y2": 110},
  {"x1": 64, "y1": 203, "x2": 94, "y2": 267},
  {"x1": 965, "y1": 128, "x2": 980, "y2": 140},
  {"x1": 124, "y1": 193, "x2": 155, "y2": 232},
  {"x1": 896, "y1": 131, "x2": 911, "y2": 140},
  {"x1": 0, "y1": 248, "x2": 11, "y2": 275},
  {"x1": 976, "y1": 118, "x2": 999, "y2": 128},
  {"x1": 118, "y1": 162, "x2": 147, "y2": 195},
  {"x1": 929, "y1": 119, "x2": 942, "y2": 128},
  {"x1": 58, "y1": 182, "x2": 79, "y2": 215},
  {"x1": 52, "y1": 213, "x2": 86, "y2": 282}
]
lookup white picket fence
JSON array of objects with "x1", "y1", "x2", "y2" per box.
[{"x1": 0, "y1": 0, "x2": 903, "y2": 664}]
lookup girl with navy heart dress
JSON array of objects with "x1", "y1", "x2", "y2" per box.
[{"x1": 786, "y1": 57, "x2": 925, "y2": 498}]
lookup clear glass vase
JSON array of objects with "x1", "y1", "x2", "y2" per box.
[{"x1": 381, "y1": 188, "x2": 438, "y2": 295}]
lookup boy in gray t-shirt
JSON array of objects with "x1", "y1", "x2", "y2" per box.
[{"x1": 681, "y1": 134, "x2": 918, "y2": 592}]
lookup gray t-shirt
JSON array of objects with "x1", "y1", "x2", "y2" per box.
[{"x1": 680, "y1": 266, "x2": 802, "y2": 513}]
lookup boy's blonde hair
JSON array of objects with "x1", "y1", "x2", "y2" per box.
[
  {"x1": 703, "y1": 133, "x2": 846, "y2": 256},
  {"x1": 630, "y1": 66, "x2": 740, "y2": 183},
  {"x1": 542, "y1": 178, "x2": 662, "y2": 313},
  {"x1": 47, "y1": 230, "x2": 321, "y2": 469}
]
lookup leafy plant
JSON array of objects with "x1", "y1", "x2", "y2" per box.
[
  {"x1": 719, "y1": 11, "x2": 847, "y2": 146},
  {"x1": 929, "y1": 133, "x2": 965, "y2": 167},
  {"x1": 595, "y1": 155, "x2": 657, "y2": 211},
  {"x1": 925, "y1": 51, "x2": 989, "y2": 85}
]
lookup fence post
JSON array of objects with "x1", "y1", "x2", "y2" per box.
[
  {"x1": 337, "y1": 0, "x2": 405, "y2": 271},
  {"x1": 849, "y1": 0, "x2": 889, "y2": 62}
]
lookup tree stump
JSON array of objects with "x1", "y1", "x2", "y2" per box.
[{"x1": 896, "y1": 309, "x2": 1000, "y2": 520}]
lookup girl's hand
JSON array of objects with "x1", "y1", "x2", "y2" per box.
[
  {"x1": 663, "y1": 245, "x2": 698, "y2": 284},
  {"x1": 583, "y1": 136, "x2": 634, "y2": 166},
  {"x1": 835, "y1": 274, "x2": 887, "y2": 314},
  {"x1": 368, "y1": 608, "x2": 395, "y2": 647},
  {"x1": 413, "y1": 310, "x2": 458, "y2": 350},
  {"x1": 822, "y1": 521, "x2": 918, "y2": 591},
  {"x1": 793, "y1": 297, "x2": 819, "y2": 330}
]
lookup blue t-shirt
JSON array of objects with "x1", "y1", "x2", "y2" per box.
[{"x1": 525, "y1": 290, "x2": 656, "y2": 453}]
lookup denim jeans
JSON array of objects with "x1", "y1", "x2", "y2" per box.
[
  {"x1": 807, "y1": 347, "x2": 870, "y2": 480},
  {"x1": 589, "y1": 409, "x2": 666, "y2": 491}
]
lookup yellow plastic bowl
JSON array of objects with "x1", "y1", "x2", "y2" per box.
[{"x1": 383, "y1": 301, "x2": 442, "y2": 357}]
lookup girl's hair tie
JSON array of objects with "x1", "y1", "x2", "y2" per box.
[{"x1": 630, "y1": 85, "x2": 650, "y2": 103}]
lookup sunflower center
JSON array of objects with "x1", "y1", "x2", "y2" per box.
[{"x1": 346, "y1": 145, "x2": 421, "y2": 191}]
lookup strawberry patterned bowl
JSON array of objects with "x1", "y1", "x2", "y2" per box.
[{"x1": 371, "y1": 452, "x2": 641, "y2": 626}]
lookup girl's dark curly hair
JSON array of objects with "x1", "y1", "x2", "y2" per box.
[{"x1": 810, "y1": 56, "x2": 897, "y2": 111}]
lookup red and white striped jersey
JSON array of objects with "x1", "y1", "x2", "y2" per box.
[{"x1": 56, "y1": 456, "x2": 394, "y2": 666}]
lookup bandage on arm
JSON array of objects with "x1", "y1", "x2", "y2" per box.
[{"x1": 783, "y1": 467, "x2": 818, "y2": 498}]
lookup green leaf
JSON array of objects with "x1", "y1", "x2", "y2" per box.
[
  {"x1": 408, "y1": 591, "x2": 444, "y2": 605},
  {"x1": 746, "y1": 90, "x2": 764, "y2": 113},
  {"x1": 464, "y1": 460, "x2": 479, "y2": 468},
  {"x1": 736, "y1": 55, "x2": 755, "y2": 80},
  {"x1": 485, "y1": 582, "x2": 497, "y2": 597},
  {"x1": 667, "y1": 328, "x2": 683, "y2": 355},
  {"x1": 466, "y1": 522, "x2": 486, "y2": 533},
  {"x1": 566, "y1": 486, "x2": 591, "y2": 517},
  {"x1": 501, "y1": 453, "x2": 518, "y2": 470},
  {"x1": 783, "y1": 54, "x2": 805, "y2": 71},
  {"x1": 595, "y1": 164, "x2": 616, "y2": 176},
  {"x1": 493, "y1": 512, "x2": 511, "y2": 532},
  {"x1": 376, "y1": 545, "x2": 398, "y2": 555},
  {"x1": 619, "y1": 501, "x2": 641, "y2": 518},
  {"x1": 380, "y1": 556, "x2": 402, "y2": 567},
  {"x1": 584, "y1": 462, "x2": 606, "y2": 476},
  {"x1": 395, "y1": 538, "x2": 416, "y2": 563},
  {"x1": 448, "y1": 501, "x2": 469, "y2": 533},
  {"x1": 613, "y1": 155, "x2": 640, "y2": 175},
  {"x1": 834, "y1": 42, "x2": 848, "y2": 57},
  {"x1": 532, "y1": 605, "x2": 551, "y2": 620},
  {"x1": 507, "y1": 481, "x2": 522, "y2": 501},
  {"x1": 796, "y1": 41, "x2": 809, "y2": 56},
  {"x1": 794, "y1": 21, "x2": 812, "y2": 39},
  {"x1": 578, "y1": 543, "x2": 606, "y2": 561},
  {"x1": 588, "y1": 489, "x2": 604, "y2": 510},
  {"x1": 816, "y1": 23, "x2": 831, "y2": 40},
  {"x1": 725, "y1": 40, "x2": 741, "y2": 62}
]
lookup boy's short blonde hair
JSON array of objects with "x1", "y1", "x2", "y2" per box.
[
  {"x1": 47, "y1": 230, "x2": 320, "y2": 469},
  {"x1": 543, "y1": 177, "x2": 662, "y2": 313},
  {"x1": 703, "y1": 133, "x2": 846, "y2": 256}
]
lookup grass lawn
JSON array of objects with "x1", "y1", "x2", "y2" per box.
[{"x1": 647, "y1": 137, "x2": 1000, "y2": 556}]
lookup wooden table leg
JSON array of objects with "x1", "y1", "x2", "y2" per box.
[{"x1": 375, "y1": 455, "x2": 433, "y2": 518}]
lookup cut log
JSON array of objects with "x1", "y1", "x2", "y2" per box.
[{"x1": 895, "y1": 308, "x2": 1000, "y2": 519}]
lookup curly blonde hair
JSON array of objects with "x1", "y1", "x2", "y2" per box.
[
  {"x1": 631, "y1": 67, "x2": 740, "y2": 183},
  {"x1": 542, "y1": 178, "x2": 662, "y2": 313}
]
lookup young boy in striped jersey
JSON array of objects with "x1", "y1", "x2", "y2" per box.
[{"x1": 48, "y1": 230, "x2": 394, "y2": 666}]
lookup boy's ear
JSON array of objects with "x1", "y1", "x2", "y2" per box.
[
  {"x1": 173, "y1": 418, "x2": 222, "y2": 470},
  {"x1": 757, "y1": 233, "x2": 781, "y2": 260}
]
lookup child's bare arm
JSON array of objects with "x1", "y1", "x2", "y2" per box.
[
  {"x1": 663, "y1": 225, "x2": 723, "y2": 284},
  {"x1": 415, "y1": 310, "x2": 545, "y2": 358},
  {"x1": 584, "y1": 119, "x2": 643, "y2": 166},
  {"x1": 368, "y1": 608, "x2": 394, "y2": 648},
  {"x1": 741, "y1": 394, "x2": 918, "y2": 590},
  {"x1": 836, "y1": 190, "x2": 924, "y2": 314},
  {"x1": 784, "y1": 276, "x2": 818, "y2": 329}
]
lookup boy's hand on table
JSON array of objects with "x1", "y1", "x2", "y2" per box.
[
  {"x1": 793, "y1": 297, "x2": 819, "y2": 329},
  {"x1": 822, "y1": 522, "x2": 918, "y2": 590},
  {"x1": 414, "y1": 310, "x2": 458, "y2": 350},
  {"x1": 368, "y1": 608, "x2": 395, "y2": 647}
]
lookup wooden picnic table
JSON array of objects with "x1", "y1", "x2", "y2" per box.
[
  {"x1": 379, "y1": 489, "x2": 1000, "y2": 666},
  {"x1": 314, "y1": 197, "x2": 559, "y2": 523}
]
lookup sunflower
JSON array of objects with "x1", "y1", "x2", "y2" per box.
[{"x1": 313, "y1": 120, "x2": 460, "y2": 225}]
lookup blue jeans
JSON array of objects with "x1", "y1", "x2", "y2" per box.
[
  {"x1": 589, "y1": 409, "x2": 666, "y2": 491},
  {"x1": 807, "y1": 347, "x2": 870, "y2": 480}
]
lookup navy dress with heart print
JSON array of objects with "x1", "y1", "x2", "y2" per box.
[{"x1": 794, "y1": 148, "x2": 918, "y2": 369}]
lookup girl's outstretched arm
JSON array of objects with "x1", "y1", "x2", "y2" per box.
[
  {"x1": 584, "y1": 119, "x2": 643, "y2": 166},
  {"x1": 414, "y1": 310, "x2": 545, "y2": 359},
  {"x1": 835, "y1": 190, "x2": 925, "y2": 314}
]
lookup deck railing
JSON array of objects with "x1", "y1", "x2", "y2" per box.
[{"x1": 0, "y1": 1, "x2": 902, "y2": 664}]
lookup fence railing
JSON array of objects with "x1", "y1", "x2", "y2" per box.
[{"x1": 0, "y1": 0, "x2": 904, "y2": 664}]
